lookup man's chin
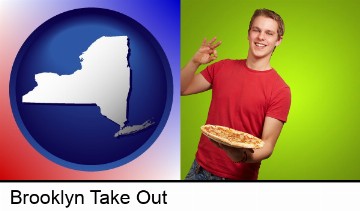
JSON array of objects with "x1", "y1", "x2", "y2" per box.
[{"x1": 250, "y1": 50, "x2": 272, "y2": 60}]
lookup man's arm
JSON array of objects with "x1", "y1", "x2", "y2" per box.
[
  {"x1": 249, "y1": 116, "x2": 284, "y2": 162},
  {"x1": 181, "y1": 37, "x2": 221, "y2": 96},
  {"x1": 218, "y1": 116, "x2": 284, "y2": 163},
  {"x1": 180, "y1": 62, "x2": 211, "y2": 96}
]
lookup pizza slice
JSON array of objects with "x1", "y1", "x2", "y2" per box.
[{"x1": 200, "y1": 124, "x2": 264, "y2": 149}]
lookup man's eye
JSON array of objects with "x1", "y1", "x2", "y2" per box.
[{"x1": 266, "y1": 32, "x2": 274, "y2": 36}]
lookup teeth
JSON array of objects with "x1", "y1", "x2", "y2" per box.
[{"x1": 255, "y1": 43, "x2": 266, "y2": 47}]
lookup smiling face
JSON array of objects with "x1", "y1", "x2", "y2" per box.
[{"x1": 247, "y1": 15, "x2": 282, "y2": 61}]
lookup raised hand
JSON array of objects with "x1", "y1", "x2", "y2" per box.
[{"x1": 192, "y1": 37, "x2": 222, "y2": 65}]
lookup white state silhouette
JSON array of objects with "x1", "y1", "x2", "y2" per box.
[{"x1": 22, "y1": 36, "x2": 154, "y2": 137}]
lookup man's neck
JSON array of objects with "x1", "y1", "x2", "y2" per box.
[{"x1": 246, "y1": 55, "x2": 272, "y2": 71}]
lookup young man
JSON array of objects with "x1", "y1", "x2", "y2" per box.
[{"x1": 181, "y1": 9, "x2": 291, "y2": 180}]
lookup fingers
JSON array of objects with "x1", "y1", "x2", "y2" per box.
[
  {"x1": 202, "y1": 37, "x2": 222, "y2": 50},
  {"x1": 199, "y1": 48, "x2": 218, "y2": 63},
  {"x1": 200, "y1": 46, "x2": 218, "y2": 57},
  {"x1": 210, "y1": 138, "x2": 220, "y2": 147},
  {"x1": 202, "y1": 38, "x2": 207, "y2": 46},
  {"x1": 209, "y1": 37, "x2": 217, "y2": 45},
  {"x1": 208, "y1": 138, "x2": 225, "y2": 149},
  {"x1": 209, "y1": 37, "x2": 222, "y2": 48},
  {"x1": 211, "y1": 49, "x2": 217, "y2": 56},
  {"x1": 216, "y1": 143, "x2": 255, "y2": 153},
  {"x1": 209, "y1": 55, "x2": 217, "y2": 62},
  {"x1": 211, "y1": 49, "x2": 218, "y2": 59},
  {"x1": 196, "y1": 37, "x2": 221, "y2": 64},
  {"x1": 211, "y1": 40, "x2": 222, "y2": 49}
]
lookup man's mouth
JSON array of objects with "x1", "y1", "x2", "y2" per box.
[{"x1": 255, "y1": 42, "x2": 266, "y2": 47}]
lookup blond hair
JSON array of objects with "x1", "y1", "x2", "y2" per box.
[{"x1": 248, "y1": 8, "x2": 284, "y2": 39}]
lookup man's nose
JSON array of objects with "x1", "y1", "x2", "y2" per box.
[{"x1": 258, "y1": 32, "x2": 265, "y2": 40}]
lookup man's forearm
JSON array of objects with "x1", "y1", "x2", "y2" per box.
[
  {"x1": 245, "y1": 145, "x2": 273, "y2": 163},
  {"x1": 180, "y1": 60, "x2": 201, "y2": 94}
]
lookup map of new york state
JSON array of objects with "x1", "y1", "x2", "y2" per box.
[{"x1": 22, "y1": 36, "x2": 154, "y2": 137}]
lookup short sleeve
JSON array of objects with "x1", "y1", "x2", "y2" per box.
[
  {"x1": 266, "y1": 86, "x2": 291, "y2": 123},
  {"x1": 200, "y1": 61, "x2": 221, "y2": 84}
]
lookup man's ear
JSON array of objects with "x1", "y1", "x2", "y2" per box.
[{"x1": 275, "y1": 36, "x2": 283, "y2": 46}]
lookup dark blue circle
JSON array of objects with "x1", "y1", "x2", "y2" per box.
[{"x1": 9, "y1": 8, "x2": 173, "y2": 171}]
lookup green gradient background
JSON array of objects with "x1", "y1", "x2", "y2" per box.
[{"x1": 181, "y1": 0, "x2": 360, "y2": 180}]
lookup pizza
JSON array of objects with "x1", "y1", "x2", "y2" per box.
[{"x1": 200, "y1": 124, "x2": 264, "y2": 149}]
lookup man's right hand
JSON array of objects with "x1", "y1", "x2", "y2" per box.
[
  {"x1": 180, "y1": 37, "x2": 221, "y2": 95},
  {"x1": 192, "y1": 37, "x2": 222, "y2": 65}
]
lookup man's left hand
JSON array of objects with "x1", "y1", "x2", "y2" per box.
[{"x1": 209, "y1": 138, "x2": 254, "y2": 162}]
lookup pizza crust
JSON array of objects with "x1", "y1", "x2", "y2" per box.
[{"x1": 201, "y1": 124, "x2": 264, "y2": 149}]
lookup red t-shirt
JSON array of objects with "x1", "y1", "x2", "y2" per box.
[{"x1": 196, "y1": 59, "x2": 291, "y2": 180}]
